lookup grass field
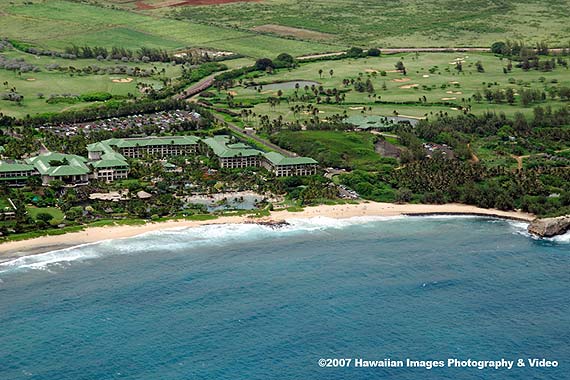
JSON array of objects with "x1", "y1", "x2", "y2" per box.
[
  {"x1": 216, "y1": 52, "x2": 570, "y2": 120},
  {"x1": 27, "y1": 206, "x2": 65, "y2": 223},
  {"x1": 0, "y1": 0, "x2": 339, "y2": 58},
  {"x1": 271, "y1": 130, "x2": 392, "y2": 170},
  {"x1": 166, "y1": 0, "x2": 570, "y2": 48},
  {"x1": 0, "y1": 49, "x2": 177, "y2": 118}
]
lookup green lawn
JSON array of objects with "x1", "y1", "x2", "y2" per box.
[
  {"x1": 1, "y1": 0, "x2": 338, "y2": 57},
  {"x1": 27, "y1": 206, "x2": 65, "y2": 223},
  {"x1": 271, "y1": 130, "x2": 394, "y2": 170}
]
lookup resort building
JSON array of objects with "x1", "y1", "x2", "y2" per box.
[
  {"x1": 99, "y1": 136, "x2": 201, "y2": 159},
  {"x1": 202, "y1": 135, "x2": 318, "y2": 175},
  {"x1": 87, "y1": 142, "x2": 129, "y2": 182},
  {"x1": 0, "y1": 135, "x2": 318, "y2": 187},
  {"x1": 202, "y1": 136, "x2": 264, "y2": 169},
  {"x1": 262, "y1": 152, "x2": 318, "y2": 177},
  {"x1": 0, "y1": 160, "x2": 38, "y2": 185},
  {"x1": 26, "y1": 152, "x2": 91, "y2": 186}
]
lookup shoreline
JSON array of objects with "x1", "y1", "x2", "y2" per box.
[{"x1": 0, "y1": 202, "x2": 535, "y2": 262}]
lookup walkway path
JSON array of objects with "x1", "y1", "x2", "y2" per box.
[{"x1": 174, "y1": 73, "x2": 218, "y2": 100}]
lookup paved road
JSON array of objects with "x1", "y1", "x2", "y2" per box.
[{"x1": 210, "y1": 113, "x2": 296, "y2": 157}]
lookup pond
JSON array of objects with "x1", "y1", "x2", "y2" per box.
[
  {"x1": 346, "y1": 114, "x2": 420, "y2": 129},
  {"x1": 259, "y1": 80, "x2": 320, "y2": 91}
]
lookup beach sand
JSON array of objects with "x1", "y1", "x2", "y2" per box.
[{"x1": 0, "y1": 202, "x2": 534, "y2": 261}]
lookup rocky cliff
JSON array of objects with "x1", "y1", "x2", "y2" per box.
[{"x1": 528, "y1": 215, "x2": 570, "y2": 237}]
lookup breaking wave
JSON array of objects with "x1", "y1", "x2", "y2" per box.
[
  {"x1": 0, "y1": 216, "x2": 403, "y2": 274},
  {"x1": 1, "y1": 214, "x2": 565, "y2": 275}
]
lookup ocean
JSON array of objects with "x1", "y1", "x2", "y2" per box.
[{"x1": 0, "y1": 216, "x2": 568, "y2": 380}]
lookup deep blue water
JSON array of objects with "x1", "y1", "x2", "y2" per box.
[{"x1": 0, "y1": 217, "x2": 568, "y2": 380}]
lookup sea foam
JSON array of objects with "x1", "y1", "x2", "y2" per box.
[
  {"x1": 1, "y1": 215, "x2": 564, "y2": 275},
  {"x1": 0, "y1": 216, "x2": 403, "y2": 274}
]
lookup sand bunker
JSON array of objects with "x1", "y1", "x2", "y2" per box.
[
  {"x1": 365, "y1": 69, "x2": 379, "y2": 73},
  {"x1": 26, "y1": 78, "x2": 36, "y2": 81},
  {"x1": 227, "y1": 91, "x2": 238, "y2": 96},
  {"x1": 441, "y1": 97, "x2": 456, "y2": 100},
  {"x1": 112, "y1": 78, "x2": 133, "y2": 83},
  {"x1": 449, "y1": 81, "x2": 460, "y2": 84},
  {"x1": 422, "y1": 75, "x2": 430, "y2": 78},
  {"x1": 386, "y1": 70, "x2": 403, "y2": 73},
  {"x1": 349, "y1": 106, "x2": 364, "y2": 110},
  {"x1": 392, "y1": 77, "x2": 411, "y2": 83},
  {"x1": 446, "y1": 91, "x2": 462, "y2": 94},
  {"x1": 399, "y1": 84, "x2": 419, "y2": 89}
]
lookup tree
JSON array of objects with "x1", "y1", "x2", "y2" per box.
[
  {"x1": 505, "y1": 88, "x2": 515, "y2": 104},
  {"x1": 318, "y1": 69, "x2": 323, "y2": 78},
  {"x1": 559, "y1": 86, "x2": 570, "y2": 100},
  {"x1": 367, "y1": 48, "x2": 381, "y2": 57},
  {"x1": 491, "y1": 41, "x2": 507, "y2": 55},
  {"x1": 475, "y1": 61, "x2": 485, "y2": 73},
  {"x1": 329, "y1": 69, "x2": 334, "y2": 77},
  {"x1": 36, "y1": 212, "x2": 54, "y2": 224},
  {"x1": 395, "y1": 188, "x2": 412, "y2": 203},
  {"x1": 255, "y1": 58, "x2": 274, "y2": 71},
  {"x1": 346, "y1": 47, "x2": 364, "y2": 58},
  {"x1": 275, "y1": 53, "x2": 295, "y2": 67}
]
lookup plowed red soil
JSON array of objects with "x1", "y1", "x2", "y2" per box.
[{"x1": 135, "y1": 0, "x2": 258, "y2": 9}]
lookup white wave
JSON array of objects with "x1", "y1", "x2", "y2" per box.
[
  {"x1": 0, "y1": 216, "x2": 406, "y2": 275},
  {"x1": 1, "y1": 214, "x2": 555, "y2": 275},
  {"x1": 507, "y1": 220, "x2": 570, "y2": 244},
  {"x1": 550, "y1": 231, "x2": 570, "y2": 243},
  {"x1": 0, "y1": 241, "x2": 107, "y2": 274},
  {"x1": 508, "y1": 221, "x2": 532, "y2": 238}
]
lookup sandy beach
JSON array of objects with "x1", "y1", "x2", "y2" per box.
[{"x1": 0, "y1": 202, "x2": 534, "y2": 262}]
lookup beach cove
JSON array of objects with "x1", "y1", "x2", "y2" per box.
[
  {"x1": 0, "y1": 202, "x2": 535, "y2": 262},
  {"x1": 0, "y1": 212, "x2": 567, "y2": 380}
]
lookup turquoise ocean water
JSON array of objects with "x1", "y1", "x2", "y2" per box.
[{"x1": 0, "y1": 216, "x2": 568, "y2": 380}]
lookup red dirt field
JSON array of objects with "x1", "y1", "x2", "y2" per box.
[{"x1": 135, "y1": 0, "x2": 258, "y2": 9}]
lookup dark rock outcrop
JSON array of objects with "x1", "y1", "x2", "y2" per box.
[
  {"x1": 246, "y1": 219, "x2": 290, "y2": 229},
  {"x1": 528, "y1": 216, "x2": 570, "y2": 237}
]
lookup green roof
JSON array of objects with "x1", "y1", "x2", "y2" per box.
[
  {"x1": 87, "y1": 142, "x2": 111, "y2": 153},
  {"x1": 26, "y1": 152, "x2": 90, "y2": 176},
  {"x1": 0, "y1": 161, "x2": 36, "y2": 173},
  {"x1": 87, "y1": 141, "x2": 129, "y2": 169},
  {"x1": 92, "y1": 159, "x2": 129, "y2": 169},
  {"x1": 104, "y1": 136, "x2": 200, "y2": 149},
  {"x1": 203, "y1": 136, "x2": 263, "y2": 158},
  {"x1": 263, "y1": 152, "x2": 318, "y2": 166}
]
